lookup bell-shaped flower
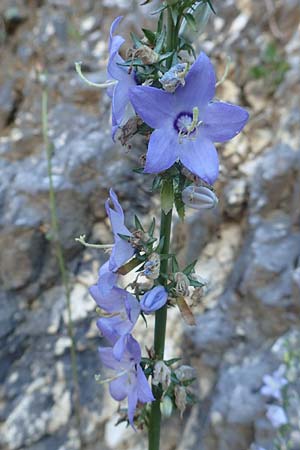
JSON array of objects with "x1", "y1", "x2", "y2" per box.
[
  {"x1": 182, "y1": 185, "x2": 219, "y2": 210},
  {"x1": 108, "y1": 16, "x2": 137, "y2": 139},
  {"x1": 99, "y1": 335, "x2": 154, "y2": 426},
  {"x1": 90, "y1": 285, "x2": 140, "y2": 359},
  {"x1": 105, "y1": 189, "x2": 135, "y2": 272},
  {"x1": 140, "y1": 285, "x2": 168, "y2": 314},
  {"x1": 129, "y1": 52, "x2": 249, "y2": 185}
]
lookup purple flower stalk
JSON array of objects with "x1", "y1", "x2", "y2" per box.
[
  {"x1": 108, "y1": 16, "x2": 137, "y2": 139},
  {"x1": 99, "y1": 335, "x2": 154, "y2": 426},
  {"x1": 105, "y1": 188, "x2": 135, "y2": 272},
  {"x1": 140, "y1": 285, "x2": 168, "y2": 314},
  {"x1": 129, "y1": 52, "x2": 249, "y2": 184}
]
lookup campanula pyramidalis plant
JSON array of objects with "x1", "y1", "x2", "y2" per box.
[{"x1": 77, "y1": 1, "x2": 249, "y2": 449}]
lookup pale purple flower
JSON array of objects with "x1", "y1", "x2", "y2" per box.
[
  {"x1": 105, "y1": 189, "x2": 135, "y2": 272},
  {"x1": 99, "y1": 335, "x2": 154, "y2": 425},
  {"x1": 140, "y1": 286, "x2": 168, "y2": 314},
  {"x1": 96, "y1": 261, "x2": 118, "y2": 297},
  {"x1": 129, "y1": 52, "x2": 249, "y2": 184},
  {"x1": 90, "y1": 285, "x2": 140, "y2": 359},
  {"x1": 266, "y1": 404, "x2": 288, "y2": 428},
  {"x1": 261, "y1": 365, "x2": 288, "y2": 401},
  {"x1": 108, "y1": 16, "x2": 137, "y2": 139}
]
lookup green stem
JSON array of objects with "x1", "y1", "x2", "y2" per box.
[
  {"x1": 166, "y1": 7, "x2": 175, "y2": 68},
  {"x1": 148, "y1": 198, "x2": 173, "y2": 450},
  {"x1": 42, "y1": 86, "x2": 83, "y2": 448}
]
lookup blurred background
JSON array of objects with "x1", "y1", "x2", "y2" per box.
[{"x1": 0, "y1": 0, "x2": 300, "y2": 449}]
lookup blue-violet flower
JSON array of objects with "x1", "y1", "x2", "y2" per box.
[
  {"x1": 108, "y1": 16, "x2": 137, "y2": 139},
  {"x1": 140, "y1": 285, "x2": 168, "y2": 314},
  {"x1": 99, "y1": 335, "x2": 154, "y2": 426},
  {"x1": 129, "y1": 52, "x2": 249, "y2": 184},
  {"x1": 90, "y1": 285, "x2": 140, "y2": 359}
]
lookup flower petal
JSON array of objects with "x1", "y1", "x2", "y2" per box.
[
  {"x1": 109, "y1": 16, "x2": 124, "y2": 49},
  {"x1": 109, "y1": 238, "x2": 135, "y2": 272},
  {"x1": 125, "y1": 292, "x2": 141, "y2": 325},
  {"x1": 202, "y1": 101, "x2": 249, "y2": 142},
  {"x1": 127, "y1": 383, "x2": 138, "y2": 426},
  {"x1": 112, "y1": 80, "x2": 133, "y2": 127},
  {"x1": 98, "y1": 347, "x2": 122, "y2": 370},
  {"x1": 113, "y1": 334, "x2": 130, "y2": 360},
  {"x1": 98, "y1": 261, "x2": 118, "y2": 296},
  {"x1": 126, "y1": 335, "x2": 141, "y2": 364},
  {"x1": 179, "y1": 137, "x2": 219, "y2": 185},
  {"x1": 136, "y1": 365, "x2": 155, "y2": 403},
  {"x1": 109, "y1": 373, "x2": 129, "y2": 401},
  {"x1": 96, "y1": 318, "x2": 118, "y2": 345},
  {"x1": 144, "y1": 128, "x2": 179, "y2": 174},
  {"x1": 176, "y1": 52, "x2": 216, "y2": 109},
  {"x1": 129, "y1": 86, "x2": 175, "y2": 129}
]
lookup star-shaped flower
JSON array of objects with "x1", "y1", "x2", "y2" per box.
[
  {"x1": 108, "y1": 16, "x2": 137, "y2": 139},
  {"x1": 99, "y1": 335, "x2": 154, "y2": 426},
  {"x1": 129, "y1": 52, "x2": 249, "y2": 184}
]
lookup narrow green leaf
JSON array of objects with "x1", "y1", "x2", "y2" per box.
[
  {"x1": 154, "y1": 26, "x2": 166, "y2": 53},
  {"x1": 158, "y1": 51, "x2": 174, "y2": 62},
  {"x1": 142, "y1": 28, "x2": 156, "y2": 44},
  {"x1": 134, "y1": 214, "x2": 145, "y2": 232},
  {"x1": 184, "y1": 12, "x2": 198, "y2": 32},
  {"x1": 174, "y1": 192, "x2": 185, "y2": 221},
  {"x1": 161, "y1": 178, "x2": 174, "y2": 214},
  {"x1": 117, "y1": 233, "x2": 131, "y2": 241},
  {"x1": 183, "y1": 259, "x2": 198, "y2": 275},
  {"x1": 157, "y1": 11, "x2": 164, "y2": 34},
  {"x1": 206, "y1": 0, "x2": 216, "y2": 14},
  {"x1": 151, "y1": 4, "x2": 168, "y2": 16},
  {"x1": 130, "y1": 32, "x2": 143, "y2": 49},
  {"x1": 148, "y1": 217, "x2": 156, "y2": 236}
]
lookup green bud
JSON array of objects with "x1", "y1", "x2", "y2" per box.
[{"x1": 160, "y1": 396, "x2": 173, "y2": 418}]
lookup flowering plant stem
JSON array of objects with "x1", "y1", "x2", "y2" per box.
[
  {"x1": 42, "y1": 86, "x2": 83, "y2": 449},
  {"x1": 148, "y1": 195, "x2": 173, "y2": 450}
]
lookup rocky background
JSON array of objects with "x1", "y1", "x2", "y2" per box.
[{"x1": 1, "y1": 0, "x2": 300, "y2": 449}]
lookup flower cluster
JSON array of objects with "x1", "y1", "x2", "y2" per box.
[{"x1": 90, "y1": 189, "x2": 169, "y2": 425}]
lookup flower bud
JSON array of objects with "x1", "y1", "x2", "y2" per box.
[
  {"x1": 182, "y1": 185, "x2": 218, "y2": 210},
  {"x1": 152, "y1": 361, "x2": 171, "y2": 390},
  {"x1": 174, "y1": 365, "x2": 195, "y2": 382},
  {"x1": 159, "y1": 63, "x2": 188, "y2": 93},
  {"x1": 140, "y1": 285, "x2": 168, "y2": 314},
  {"x1": 160, "y1": 396, "x2": 173, "y2": 418},
  {"x1": 143, "y1": 253, "x2": 160, "y2": 280},
  {"x1": 128, "y1": 46, "x2": 159, "y2": 65},
  {"x1": 174, "y1": 272, "x2": 190, "y2": 297}
]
